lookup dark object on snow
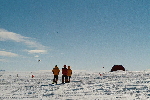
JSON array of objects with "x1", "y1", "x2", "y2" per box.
[{"x1": 111, "y1": 65, "x2": 125, "y2": 72}]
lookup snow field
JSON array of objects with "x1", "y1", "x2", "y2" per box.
[{"x1": 0, "y1": 70, "x2": 150, "y2": 100}]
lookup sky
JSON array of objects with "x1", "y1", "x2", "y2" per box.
[{"x1": 0, "y1": 0, "x2": 150, "y2": 72}]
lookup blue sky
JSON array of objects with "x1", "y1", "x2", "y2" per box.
[{"x1": 0, "y1": 0, "x2": 150, "y2": 72}]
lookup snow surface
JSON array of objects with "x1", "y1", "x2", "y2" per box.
[{"x1": 1, "y1": 70, "x2": 150, "y2": 100}]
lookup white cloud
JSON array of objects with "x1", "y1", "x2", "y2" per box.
[
  {"x1": 27, "y1": 50, "x2": 47, "y2": 54},
  {"x1": 0, "y1": 59, "x2": 8, "y2": 62},
  {"x1": 0, "y1": 28, "x2": 46, "y2": 49},
  {"x1": 61, "y1": 53, "x2": 64, "y2": 55},
  {"x1": 34, "y1": 55, "x2": 39, "y2": 58},
  {"x1": 0, "y1": 29, "x2": 28, "y2": 42},
  {"x1": 0, "y1": 51, "x2": 19, "y2": 57},
  {"x1": 0, "y1": 28, "x2": 49, "y2": 56}
]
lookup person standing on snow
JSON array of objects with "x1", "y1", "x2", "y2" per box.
[
  {"x1": 67, "y1": 66, "x2": 72, "y2": 83},
  {"x1": 62, "y1": 65, "x2": 68, "y2": 83},
  {"x1": 52, "y1": 65, "x2": 60, "y2": 84}
]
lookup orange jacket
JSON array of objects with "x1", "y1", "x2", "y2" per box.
[
  {"x1": 52, "y1": 67, "x2": 60, "y2": 75},
  {"x1": 67, "y1": 67, "x2": 72, "y2": 76}
]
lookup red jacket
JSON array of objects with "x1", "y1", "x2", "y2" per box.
[{"x1": 62, "y1": 68, "x2": 67, "y2": 75}]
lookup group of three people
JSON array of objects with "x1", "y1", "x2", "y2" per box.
[{"x1": 52, "y1": 65, "x2": 72, "y2": 84}]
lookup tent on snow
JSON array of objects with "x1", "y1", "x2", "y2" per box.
[{"x1": 111, "y1": 65, "x2": 125, "y2": 72}]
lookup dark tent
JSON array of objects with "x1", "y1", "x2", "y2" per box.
[{"x1": 111, "y1": 65, "x2": 125, "y2": 72}]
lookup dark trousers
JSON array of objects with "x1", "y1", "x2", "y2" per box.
[
  {"x1": 68, "y1": 76, "x2": 71, "y2": 82},
  {"x1": 62, "y1": 75, "x2": 68, "y2": 83},
  {"x1": 53, "y1": 75, "x2": 58, "y2": 83}
]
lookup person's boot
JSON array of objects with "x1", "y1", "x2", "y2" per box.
[
  {"x1": 65, "y1": 79, "x2": 68, "y2": 83},
  {"x1": 52, "y1": 79, "x2": 55, "y2": 84},
  {"x1": 55, "y1": 79, "x2": 58, "y2": 84},
  {"x1": 62, "y1": 80, "x2": 64, "y2": 83},
  {"x1": 55, "y1": 81, "x2": 57, "y2": 84},
  {"x1": 68, "y1": 80, "x2": 70, "y2": 83}
]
